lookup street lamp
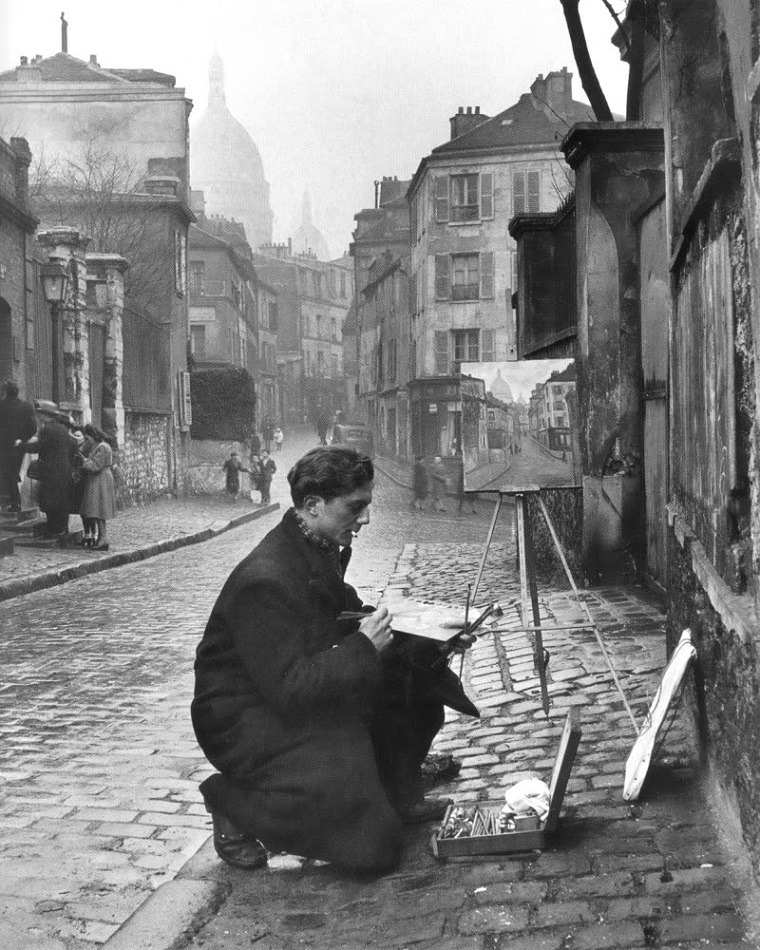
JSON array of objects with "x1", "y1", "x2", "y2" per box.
[{"x1": 40, "y1": 260, "x2": 72, "y2": 404}]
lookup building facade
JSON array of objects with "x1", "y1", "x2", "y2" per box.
[
  {"x1": 407, "y1": 70, "x2": 593, "y2": 460},
  {"x1": 254, "y1": 243, "x2": 353, "y2": 427},
  {"x1": 0, "y1": 42, "x2": 195, "y2": 500}
]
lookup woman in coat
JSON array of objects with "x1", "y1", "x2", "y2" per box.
[
  {"x1": 71, "y1": 427, "x2": 97, "y2": 546},
  {"x1": 80, "y1": 424, "x2": 117, "y2": 551},
  {"x1": 16, "y1": 402, "x2": 76, "y2": 536}
]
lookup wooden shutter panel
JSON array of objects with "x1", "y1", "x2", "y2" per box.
[
  {"x1": 435, "y1": 254, "x2": 451, "y2": 300},
  {"x1": 434, "y1": 330, "x2": 450, "y2": 375},
  {"x1": 479, "y1": 252, "x2": 494, "y2": 299},
  {"x1": 435, "y1": 176, "x2": 450, "y2": 223},
  {"x1": 528, "y1": 170, "x2": 540, "y2": 212},
  {"x1": 480, "y1": 172, "x2": 494, "y2": 219},
  {"x1": 513, "y1": 171, "x2": 525, "y2": 214},
  {"x1": 481, "y1": 329, "x2": 495, "y2": 362}
]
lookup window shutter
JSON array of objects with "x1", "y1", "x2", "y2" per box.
[
  {"x1": 528, "y1": 170, "x2": 540, "y2": 212},
  {"x1": 513, "y1": 171, "x2": 525, "y2": 214},
  {"x1": 481, "y1": 329, "x2": 495, "y2": 362},
  {"x1": 435, "y1": 176, "x2": 450, "y2": 223},
  {"x1": 480, "y1": 172, "x2": 494, "y2": 219},
  {"x1": 479, "y1": 252, "x2": 494, "y2": 299},
  {"x1": 435, "y1": 330, "x2": 450, "y2": 375},
  {"x1": 434, "y1": 254, "x2": 451, "y2": 300}
]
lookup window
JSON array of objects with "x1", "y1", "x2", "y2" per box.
[
  {"x1": 330, "y1": 317, "x2": 337, "y2": 341},
  {"x1": 452, "y1": 329, "x2": 480, "y2": 365},
  {"x1": 312, "y1": 272, "x2": 321, "y2": 296},
  {"x1": 435, "y1": 252, "x2": 495, "y2": 300},
  {"x1": 332, "y1": 353, "x2": 339, "y2": 377},
  {"x1": 340, "y1": 272, "x2": 347, "y2": 297},
  {"x1": 298, "y1": 269, "x2": 307, "y2": 291},
  {"x1": 316, "y1": 314, "x2": 322, "y2": 339},
  {"x1": 268, "y1": 301, "x2": 278, "y2": 332},
  {"x1": 317, "y1": 350, "x2": 325, "y2": 375},
  {"x1": 174, "y1": 228, "x2": 187, "y2": 295},
  {"x1": 452, "y1": 253, "x2": 480, "y2": 300},
  {"x1": 388, "y1": 339, "x2": 397, "y2": 383},
  {"x1": 189, "y1": 262, "x2": 205, "y2": 295},
  {"x1": 435, "y1": 172, "x2": 494, "y2": 223},
  {"x1": 513, "y1": 170, "x2": 540, "y2": 213},
  {"x1": 190, "y1": 325, "x2": 206, "y2": 359},
  {"x1": 450, "y1": 173, "x2": 479, "y2": 222}
]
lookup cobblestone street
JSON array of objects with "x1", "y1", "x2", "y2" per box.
[
  {"x1": 0, "y1": 444, "x2": 491, "y2": 950},
  {"x1": 1, "y1": 441, "x2": 758, "y2": 948}
]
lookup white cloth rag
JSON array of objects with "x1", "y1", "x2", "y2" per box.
[{"x1": 502, "y1": 777, "x2": 551, "y2": 820}]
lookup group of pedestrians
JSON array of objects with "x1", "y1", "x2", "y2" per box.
[
  {"x1": 222, "y1": 429, "x2": 280, "y2": 505},
  {"x1": 0, "y1": 381, "x2": 116, "y2": 548}
]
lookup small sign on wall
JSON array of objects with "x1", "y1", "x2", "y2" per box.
[{"x1": 178, "y1": 371, "x2": 192, "y2": 429}]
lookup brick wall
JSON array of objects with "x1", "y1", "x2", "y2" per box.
[{"x1": 118, "y1": 411, "x2": 172, "y2": 506}]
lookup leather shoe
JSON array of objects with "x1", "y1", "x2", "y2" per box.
[
  {"x1": 398, "y1": 796, "x2": 452, "y2": 825},
  {"x1": 207, "y1": 806, "x2": 268, "y2": 870}
]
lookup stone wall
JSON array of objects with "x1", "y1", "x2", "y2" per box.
[
  {"x1": 118, "y1": 411, "x2": 172, "y2": 506},
  {"x1": 668, "y1": 535, "x2": 760, "y2": 883},
  {"x1": 526, "y1": 487, "x2": 583, "y2": 583},
  {"x1": 187, "y1": 438, "x2": 250, "y2": 496}
]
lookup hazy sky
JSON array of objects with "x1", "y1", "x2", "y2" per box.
[{"x1": 2, "y1": 1, "x2": 628, "y2": 257}]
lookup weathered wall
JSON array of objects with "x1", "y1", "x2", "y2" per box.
[
  {"x1": 526, "y1": 487, "x2": 583, "y2": 582},
  {"x1": 668, "y1": 536, "x2": 760, "y2": 882},
  {"x1": 118, "y1": 411, "x2": 172, "y2": 505},
  {"x1": 564, "y1": 126, "x2": 664, "y2": 583}
]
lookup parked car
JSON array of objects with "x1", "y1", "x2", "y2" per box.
[{"x1": 331, "y1": 423, "x2": 374, "y2": 458}]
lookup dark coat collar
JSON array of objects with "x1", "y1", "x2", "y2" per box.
[{"x1": 281, "y1": 508, "x2": 353, "y2": 611}]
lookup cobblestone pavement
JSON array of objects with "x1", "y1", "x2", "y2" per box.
[
  {"x1": 181, "y1": 543, "x2": 759, "y2": 950},
  {"x1": 0, "y1": 452, "x2": 490, "y2": 949}
]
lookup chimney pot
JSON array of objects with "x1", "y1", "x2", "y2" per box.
[
  {"x1": 475, "y1": 106, "x2": 480, "y2": 114},
  {"x1": 466, "y1": 106, "x2": 472, "y2": 114},
  {"x1": 20, "y1": 56, "x2": 28, "y2": 66},
  {"x1": 458, "y1": 107, "x2": 464, "y2": 114},
  {"x1": 89, "y1": 54, "x2": 98, "y2": 65}
]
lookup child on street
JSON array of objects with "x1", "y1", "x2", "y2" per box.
[{"x1": 273, "y1": 427, "x2": 284, "y2": 451}]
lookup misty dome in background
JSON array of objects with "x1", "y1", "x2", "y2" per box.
[
  {"x1": 292, "y1": 190, "x2": 331, "y2": 262},
  {"x1": 191, "y1": 54, "x2": 273, "y2": 252}
]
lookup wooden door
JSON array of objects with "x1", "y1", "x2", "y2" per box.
[{"x1": 639, "y1": 200, "x2": 669, "y2": 589}]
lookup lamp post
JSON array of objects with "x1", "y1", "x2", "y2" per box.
[{"x1": 40, "y1": 260, "x2": 71, "y2": 405}]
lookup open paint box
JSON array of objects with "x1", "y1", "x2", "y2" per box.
[{"x1": 432, "y1": 707, "x2": 582, "y2": 858}]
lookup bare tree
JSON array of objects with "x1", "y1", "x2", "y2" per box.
[
  {"x1": 30, "y1": 141, "x2": 170, "y2": 310},
  {"x1": 559, "y1": 0, "x2": 614, "y2": 121}
]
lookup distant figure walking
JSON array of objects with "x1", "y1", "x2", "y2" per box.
[
  {"x1": 316, "y1": 410, "x2": 330, "y2": 446},
  {"x1": 411, "y1": 456, "x2": 429, "y2": 511},
  {"x1": 223, "y1": 451, "x2": 248, "y2": 502},
  {"x1": 258, "y1": 450, "x2": 277, "y2": 504},
  {"x1": 80, "y1": 423, "x2": 117, "y2": 551},
  {"x1": 273, "y1": 427, "x2": 284, "y2": 451},
  {"x1": 262, "y1": 417, "x2": 274, "y2": 453},
  {"x1": 429, "y1": 456, "x2": 447, "y2": 512},
  {"x1": 0, "y1": 379, "x2": 36, "y2": 512}
]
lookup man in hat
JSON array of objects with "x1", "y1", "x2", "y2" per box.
[
  {"x1": 16, "y1": 400, "x2": 76, "y2": 535},
  {"x1": 0, "y1": 380, "x2": 36, "y2": 512}
]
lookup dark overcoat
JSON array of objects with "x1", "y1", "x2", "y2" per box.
[
  {"x1": 192, "y1": 508, "x2": 404, "y2": 872},
  {"x1": 19, "y1": 421, "x2": 75, "y2": 514}
]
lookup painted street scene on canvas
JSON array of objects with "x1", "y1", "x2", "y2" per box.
[{"x1": 1, "y1": 1, "x2": 760, "y2": 949}]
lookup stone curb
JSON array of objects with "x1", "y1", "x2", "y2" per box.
[
  {"x1": 0, "y1": 503, "x2": 280, "y2": 604},
  {"x1": 102, "y1": 874, "x2": 226, "y2": 950}
]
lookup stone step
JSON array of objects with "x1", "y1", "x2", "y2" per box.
[
  {"x1": 14, "y1": 529, "x2": 84, "y2": 550},
  {"x1": 0, "y1": 506, "x2": 40, "y2": 524},
  {"x1": 2, "y1": 515, "x2": 48, "y2": 535},
  {"x1": 0, "y1": 533, "x2": 14, "y2": 558}
]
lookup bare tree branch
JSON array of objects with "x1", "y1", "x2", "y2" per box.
[{"x1": 559, "y1": 0, "x2": 614, "y2": 121}]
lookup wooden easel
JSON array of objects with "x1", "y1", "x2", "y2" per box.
[{"x1": 470, "y1": 485, "x2": 639, "y2": 730}]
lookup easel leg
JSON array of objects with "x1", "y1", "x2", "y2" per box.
[
  {"x1": 537, "y1": 495, "x2": 639, "y2": 736},
  {"x1": 516, "y1": 494, "x2": 550, "y2": 715},
  {"x1": 471, "y1": 494, "x2": 502, "y2": 603}
]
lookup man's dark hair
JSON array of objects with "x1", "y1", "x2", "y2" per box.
[
  {"x1": 288, "y1": 446, "x2": 373, "y2": 508},
  {"x1": 4, "y1": 380, "x2": 19, "y2": 399}
]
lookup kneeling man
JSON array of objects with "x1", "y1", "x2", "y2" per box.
[{"x1": 192, "y1": 446, "x2": 476, "y2": 873}]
